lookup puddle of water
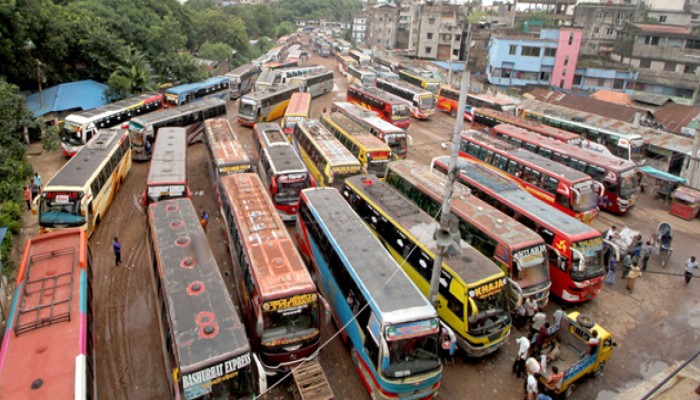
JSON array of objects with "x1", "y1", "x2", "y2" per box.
[
  {"x1": 596, "y1": 389, "x2": 618, "y2": 400},
  {"x1": 640, "y1": 360, "x2": 669, "y2": 379}
]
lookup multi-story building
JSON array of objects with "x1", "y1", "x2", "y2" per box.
[
  {"x1": 367, "y1": 3, "x2": 399, "y2": 50},
  {"x1": 572, "y1": 3, "x2": 642, "y2": 56},
  {"x1": 611, "y1": 22, "x2": 700, "y2": 104},
  {"x1": 414, "y1": 3, "x2": 464, "y2": 60},
  {"x1": 352, "y1": 14, "x2": 368, "y2": 44}
]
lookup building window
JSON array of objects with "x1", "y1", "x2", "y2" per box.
[
  {"x1": 597, "y1": 11, "x2": 604, "y2": 19},
  {"x1": 687, "y1": 39, "x2": 700, "y2": 49},
  {"x1": 540, "y1": 71, "x2": 550, "y2": 81},
  {"x1": 569, "y1": 33, "x2": 574, "y2": 45},
  {"x1": 573, "y1": 75, "x2": 583, "y2": 85},
  {"x1": 562, "y1": 68, "x2": 567, "y2": 76},
  {"x1": 429, "y1": 17, "x2": 435, "y2": 24},
  {"x1": 639, "y1": 59, "x2": 651, "y2": 68},
  {"x1": 564, "y1": 55, "x2": 569, "y2": 66},
  {"x1": 521, "y1": 46, "x2": 540, "y2": 57},
  {"x1": 425, "y1": 46, "x2": 432, "y2": 54},
  {"x1": 594, "y1": 27, "x2": 600, "y2": 34},
  {"x1": 509, "y1": 45, "x2": 517, "y2": 55},
  {"x1": 613, "y1": 80, "x2": 624, "y2": 89},
  {"x1": 427, "y1": 33, "x2": 433, "y2": 40},
  {"x1": 544, "y1": 48, "x2": 556, "y2": 57},
  {"x1": 606, "y1": 27, "x2": 614, "y2": 35},
  {"x1": 659, "y1": 15, "x2": 667, "y2": 23},
  {"x1": 665, "y1": 62, "x2": 676, "y2": 72},
  {"x1": 455, "y1": 34, "x2": 461, "y2": 41},
  {"x1": 651, "y1": 36, "x2": 660, "y2": 45},
  {"x1": 684, "y1": 64, "x2": 697, "y2": 74},
  {"x1": 560, "y1": 79, "x2": 565, "y2": 88},
  {"x1": 502, "y1": 68, "x2": 512, "y2": 78}
]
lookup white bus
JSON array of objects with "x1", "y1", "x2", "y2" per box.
[
  {"x1": 347, "y1": 65, "x2": 376, "y2": 87},
  {"x1": 375, "y1": 77, "x2": 436, "y2": 120},
  {"x1": 289, "y1": 70, "x2": 334, "y2": 98},
  {"x1": 226, "y1": 63, "x2": 261, "y2": 99}
]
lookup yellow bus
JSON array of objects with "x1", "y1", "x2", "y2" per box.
[
  {"x1": 282, "y1": 92, "x2": 312, "y2": 137},
  {"x1": 237, "y1": 83, "x2": 301, "y2": 127},
  {"x1": 319, "y1": 112, "x2": 392, "y2": 176},
  {"x1": 292, "y1": 120, "x2": 361, "y2": 188},
  {"x1": 36, "y1": 129, "x2": 132, "y2": 236}
]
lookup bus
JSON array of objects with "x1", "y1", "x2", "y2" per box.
[
  {"x1": 315, "y1": 40, "x2": 332, "y2": 57},
  {"x1": 292, "y1": 120, "x2": 362, "y2": 188},
  {"x1": 164, "y1": 76, "x2": 229, "y2": 108},
  {"x1": 347, "y1": 85, "x2": 411, "y2": 129},
  {"x1": 226, "y1": 64, "x2": 261, "y2": 99},
  {"x1": 332, "y1": 101, "x2": 409, "y2": 159},
  {"x1": 254, "y1": 69, "x2": 279, "y2": 92},
  {"x1": 277, "y1": 65, "x2": 324, "y2": 84},
  {"x1": 342, "y1": 174, "x2": 512, "y2": 357},
  {"x1": 320, "y1": 112, "x2": 392, "y2": 176},
  {"x1": 472, "y1": 108, "x2": 580, "y2": 145},
  {"x1": 204, "y1": 118, "x2": 253, "y2": 184},
  {"x1": 431, "y1": 156, "x2": 605, "y2": 303},
  {"x1": 142, "y1": 127, "x2": 190, "y2": 206},
  {"x1": 262, "y1": 60, "x2": 299, "y2": 71},
  {"x1": 282, "y1": 92, "x2": 312, "y2": 136},
  {"x1": 374, "y1": 55, "x2": 401, "y2": 73},
  {"x1": 290, "y1": 70, "x2": 334, "y2": 98},
  {"x1": 238, "y1": 83, "x2": 301, "y2": 127},
  {"x1": 521, "y1": 99, "x2": 645, "y2": 162},
  {"x1": 459, "y1": 130, "x2": 601, "y2": 224},
  {"x1": 336, "y1": 54, "x2": 358, "y2": 76},
  {"x1": 384, "y1": 160, "x2": 551, "y2": 308},
  {"x1": 36, "y1": 129, "x2": 131, "y2": 236},
  {"x1": 129, "y1": 98, "x2": 227, "y2": 161},
  {"x1": 219, "y1": 174, "x2": 325, "y2": 374},
  {"x1": 490, "y1": 123, "x2": 640, "y2": 215},
  {"x1": 398, "y1": 69, "x2": 440, "y2": 94},
  {"x1": 436, "y1": 87, "x2": 519, "y2": 117},
  {"x1": 296, "y1": 188, "x2": 444, "y2": 399},
  {"x1": 0, "y1": 228, "x2": 94, "y2": 399},
  {"x1": 348, "y1": 49, "x2": 371, "y2": 67},
  {"x1": 60, "y1": 92, "x2": 163, "y2": 156},
  {"x1": 147, "y1": 198, "x2": 264, "y2": 398},
  {"x1": 347, "y1": 65, "x2": 376, "y2": 87},
  {"x1": 266, "y1": 45, "x2": 285, "y2": 62},
  {"x1": 375, "y1": 78, "x2": 436, "y2": 120},
  {"x1": 252, "y1": 123, "x2": 312, "y2": 222}
]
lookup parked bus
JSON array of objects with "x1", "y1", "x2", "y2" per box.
[
  {"x1": 347, "y1": 65, "x2": 376, "y2": 87},
  {"x1": 262, "y1": 60, "x2": 299, "y2": 71},
  {"x1": 490, "y1": 123, "x2": 640, "y2": 215},
  {"x1": 142, "y1": 127, "x2": 189, "y2": 206},
  {"x1": 521, "y1": 99, "x2": 644, "y2": 162},
  {"x1": 0, "y1": 229, "x2": 94, "y2": 399},
  {"x1": 290, "y1": 70, "x2": 334, "y2": 98},
  {"x1": 129, "y1": 98, "x2": 227, "y2": 161},
  {"x1": 254, "y1": 69, "x2": 279, "y2": 92},
  {"x1": 296, "y1": 188, "x2": 444, "y2": 399},
  {"x1": 370, "y1": 66, "x2": 400, "y2": 80},
  {"x1": 219, "y1": 174, "x2": 325, "y2": 374},
  {"x1": 277, "y1": 65, "x2": 324, "y2": 84},
  {"x1": 347, "y1": 85, "x2": 411, "y2": 129},
  {"x1": 375, "y1": 78, "x2": 436, "y2": 119},
  {"x1": 320, "y1": 112, "x2": 392, "y2": 176},
  {"x1": 238, "y1": 83, "x2": 301, "y2": 127},
  {"x1": 460, "y1": 130, "x2": 600, "y2": 224},
  {"x1": 385, "y1": 160, "x2": 551, "y2": 308},
  {"x1": 336, "y1": 54, "x2": 358, "y2": 76},
  {"x1": 473, "y1": 108, "x2": 580, "y2": 145},
  {"x1": 398, "y1": 69, "x2": 440, "y2": 94},
  {"x1": 226, "y1": 63, "x2": 261, "y2": 99},
  {"x1": 60, "y1": 92, "x2": 163, "y2": 156},
  {"x1": 292, "y1": 120, "x2": 362, "y2": 188},
  {"x1": 315, "y1": 40, "x2": 332, "y2": 57},
  {"x1": 436, "y1": 87, "x2": 519, "y2": 117},
  {"x1": 266, "y1": 45, "x2": 285, "y2": 62},
  {"x1": 348, "y1": 49, "x2": 371, "y2": 67},
  {"x1": 342, "y1": 175, "x2": 512, "y2": 357},
  {"x1": 282, "y1": 92, "x2": 312, "y2": 136},
  {"x1": 164, "y1": 76, "x2": 229, "y2": 107},
  {"x1": 431, "y1": 156, "x2": 605, "y2": 303},
  {"x1": 252, "y1": 123, "x2": 312, "y2": 222},
  {"x1": 36, "y1": 129, "x2": 131, "y2": 236},
  {"x1": 374, "y1": 55, "x2": 401, "y2": 73},
  {"x1": 332, "y1": 101, "x2": 409, "y2": 158},
  {"x1": 204, "y1": 118, "x2": 253, "y2": 184},
  {"x1": 147, "y1": 198, "x2": 265, "y2": 397}
]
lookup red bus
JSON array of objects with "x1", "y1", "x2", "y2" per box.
[
  {"x1": 491, "y1": 123, "x2": 640, "y2": 215},
  {"x1": 336, "y1": 54, "x2": 358, "y2": 76},
  {"x1": 331, "y1": 101, "x2": 408, "y2": 159},
  {"x1": 431, "y1": 156, "x2": 605, "y2": 303},
  {"x1": 460, "y1": 130, "x2": 600, "y2": 224},
  {"x1": 218, "y1": 173, "x2": 326, "y2": 374},
  {"x1": 437, "y1": 86, "x2": 518, "y2": 119},
  {"x1": 473, "y1": 108, "x2": 581, "y2": 145},
  {"x1": 347, "y1": 85, "x2": 411, "y2": 129},
  {"x1": 0, "y1": 228, "x2": 94, "y2": 399},
  {"x1": 252, "y1": 123, "x2": 313, "y2": 222},
  {"x1": 142, "y1": 127, "x2": 190, "y2": 206}
]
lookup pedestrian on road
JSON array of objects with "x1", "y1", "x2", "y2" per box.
[
  {"x1": 621, "y1": 252, "x2": 633, "y2": 279},
  {"x1": 626, "y1": 262, "x2": 642, "y2": 293},
  {"x1": 552, "y1": 306, "x2": 566, "y2": 330},
  {"x1": 24, "y1": 186, "x2": 32, "y2": 211},
  {"x1": 524, "y1": 297, "x2": 538, "y2": 320},
  {"x1": 30, "y1": 181, "x2": 39, "y2": 200},
  {"x1": 685, "y1": 256, "x2": 698, "y2": 285},
  {"x1": 513, "y1": 335, "x2": 530, "y2": 379},
  {"x1": 531, "y1": 311, "x2": 546, "y2": 336},
  {"x1": 526, "y1": 372, "x2": 540, "y2": 400},
  {"x1": 32, "y1": 172, "x2": 42, "y2": 193},
  {"x1": 642, "y1": 241, "x2": 652, "y2": 271},
  {"x1": 440, "y1": 326, "x2": 454, "y2": 366},
  {"x1": 112, "y1": 237, "x2": 122, "y2": 266},
  {"x1": 605, "y1": 257, "x2": 617, "y2": 285},
  {"x1": 200, "y1": 211, "x2": 209, "y2": 231}
]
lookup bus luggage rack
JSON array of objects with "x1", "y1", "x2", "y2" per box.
[{"x1": 14, "y1": 247, "x2": 75, "y2": 336}]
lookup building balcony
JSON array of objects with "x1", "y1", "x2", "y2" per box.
[
  {"x1": 615, "y1": 41, "x2": 700, "y2": 62},
  {"x1": 636, "y1": 70, "x2": 699, "y2": 90}
]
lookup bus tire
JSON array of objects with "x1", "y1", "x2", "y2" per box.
[
  {"x1": 576, "y1": 313, "x2": 595, "y2": 329},
  {"x1": 592, "y1": 361, "x2": 605, "y2": 378},
  {"x1": 450, "y1": 109, "x2": 457, "y2": 118},
  {"x1": 563, "y1": 383, "x2": 575, "y2": 399}
]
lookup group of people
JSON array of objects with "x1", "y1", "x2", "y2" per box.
[
  {"x1": 602, "y1": 226, "x2": 643, "y2": 293},
  {"x1": 22, "y1": 172, "x2": 42, "y2": 211}
]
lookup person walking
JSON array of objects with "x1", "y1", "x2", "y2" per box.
[
  {"x1": 531, "y1": 310, "x2": 546, "y2": 336},
  {"x1": 513, "y1": 335, "x2": 530, "y2": 379},
  {"x1": 24, "y1": 186, "x2": 32, "y2": 211},
  {"x1": 200, "y1": 212, "x2": 209, "y2": 231},
  {"x1": 524, "y1": 297, "x2": 538, "y2": 321},
  {"x1": 440, "y1": 326, "x2": 454, "y2": 366},
  {"x1": 685, "y1": 256, "x2": 698, "y2": 285},
  {"x1": 32, "y1": 172, "x2": 42, "y2": 193},
  {"x1": 112, "y1": 237, "x2": 122, "y2": 266},
  {"x1": 626, "y1": 262, "x2": 642, "y2": 293},
  {"x1": 604, "y1": 257, "x2": 617, "y2": 285},
  {"x1": 642, "y1": 241, "x2": 652, "y2": 271},
  {"x1": 621, "y1": 252, "x2": 633, "y2": 279},
  {"x1": 526, "y1": 372, "x2": 540, "y2": 400}
]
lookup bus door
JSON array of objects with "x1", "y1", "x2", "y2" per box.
[{"x1": 437, "y1": 270, "x2": 466, "y2": 338}]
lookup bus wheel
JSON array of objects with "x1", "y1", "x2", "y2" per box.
[
  {"x1": 563, "y1": 383, "x2": 575, "y2": 399},
  {"x1": 576, "y1": 313, "x2": 595, "y2": 329},
  {"x1": 450, "y1": 109, "x2": 457, "y2": 118},
  {"x1": 592, "y1": 361, "x2": 605, "y2": 378}
]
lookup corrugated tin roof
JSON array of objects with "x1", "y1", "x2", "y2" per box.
[
  {"x1": 527, "y1": 88, "x2": 647, "y2": 124},
  {"x1": 631, "y1": 92, "x2": 671, "y2": 106},
  {"x1": 654, "y1": 103, "x2": 700, "y2": 135},
  {"x1": 633, "y1": 23, "x2": 691, "y2": 35},
  {"x1": 25, "y1": 80, "x2": 108, "y2": 117},
  {"x1": 590, "y1": 90, "x2": 634, "y2": 106}
]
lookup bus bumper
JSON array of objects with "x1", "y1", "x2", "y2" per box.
[
  {"x1": 561, "y1": 279, "x2": 603, "y2": 302},
  {"x1": 238, "y1": 118, "x2": 256, "y2": 127},
  {"x1": 456, "y1": 328, "x2": 510, "y2": 358}
]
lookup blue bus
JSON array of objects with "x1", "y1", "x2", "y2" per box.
[
  {"x1": 296, "y1": 187, "x2": 447, "y2": 400},
  {"x1": 164, "y1": 76, "x2": 230, "y2": 107}
]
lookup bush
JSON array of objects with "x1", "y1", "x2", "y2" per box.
[{"x1": 0, "y1": 201, "x2": 23, "y2": 277}]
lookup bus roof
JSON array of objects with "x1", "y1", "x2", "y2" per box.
[
  {"x1": 147, "y1": 127, "x2": 188, "y2": 185},
  {"x1": 286, "y1": 92, "x2": 312, "y2": 116},
  {"x1": 242, "y1": 83, "x2": 301, "y2": 101},
  {"x1": 48, "y1": 129, "x2": 125, "y2": 188},
  {"x1": 322, "y1": 113, "x2": 391, "y2": 152},
  {"x1": 475, "y1": 108, "x2": 579, "y2": 143},
  {"x1": 226, "y1": 63, "x2": 260, "y2": 77},
  {"x1": 376, "y1": 77, "x2": 432, "y2": 95},
  {"x1": 220, "y1": 174, "x2": 316, "y2": 299},
  {"x1": 302, "y1": 188, "x2": 436, "y2": 321},
  {"x1": 0, "y1": 228, "x2": 88, "y2": 398},
  {"x1": 433, "y1": 156, "x2": 598, "y2": 237},
  {"x1": 131, "y1": 98, "x2": 227, "y2": 126},
  {"x1": 148, "y1": 199, "x2": 250, "y2": 374},
  {"x1": 464, "y1": 131, "x2": 592, "y2": 183},
  {"x1": 344, "y1": 174, "x2": 504, "y2": 285},
  {"x1": 298, "y1": 121, "x2": 360, "y2": 167},
  {"x1": 165, "y1": 76, "x2": 229, "y2": 95},
  {"x1": 388, "y1": 161, "x2": 544, "y2": 250},
  {"x1": 65, "y1": 92, "x2": 161, "y2": 122},
  {"x1": 204, "y1": 119, "x2": 251, "y2": 170},
  {"x1": 349, "y1": 85, "x2": 410, "y2": 106},
  {"x1": 332, "y1": 102, "x2": 404, "y2": 133}
]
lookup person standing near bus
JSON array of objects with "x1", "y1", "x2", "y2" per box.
[
  {"x1": 642, "y1": 241, "x2": 653, "y2": 271},
  {"x1": 685, "y1": 256, "x2": 698, "y2": 285},
  {"x1": 200, "y1": 212, "x2": 209, "y2": 231},
  {"x1": 24, "y1": 186, "x2": 32, "y2": 211},
  {"x1": 112, "y1": 237, "x2": 122, "y2": 266},
  {"x1": 626, "y1": 262, "x2": 642, "y2": 293},
  {"x1": 32, "y1": 172, "x2": 42, "y2": 194}
]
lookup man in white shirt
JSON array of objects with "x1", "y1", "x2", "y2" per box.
[
  {"x1": 552, "y1": 307, "x2": 566, "y2": 330},
  {"x1": 513, "y1": 336, "x2": 530, "y2": 378},
  {"x1": 531, "y1": 311, "x2": 547, "y2": 335},
  {"x1": 685, "y1": 256, "x2": 698, "y2": 285},
  {"x1": 526, "y1": 373, "x2": 540, "y2": 400},
  {"x1": 524, "y1": 297, "x2": 538, "y2": 319}
]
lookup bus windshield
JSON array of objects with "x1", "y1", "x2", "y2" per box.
[
  {"x1": 572, "y1": 182, "x2": 599, "y2": 213},
  {"x1": 387, "y1": 136, "x2": 407, "y2": 157},
  {"x1": 39, "y1": 192, "x2": 85, "y2": 227},
  {"x1": 469, "y1": 287, "x2": 511, "y2": 337},
  {"x1": 62, "y1": 122, "x2": 83, "y2": 146},
  {"x1": 275, "y1": 174, "x2": 310, "y2": 205},
  {"x1": 238, "y1": 100, "x2": 257, "y2": 118},
  {"x1": 619, "y1": 169, "x2": 639, "y2": 198},
  {"x1": 570, "y1": 238, "x2": 605, "y2": 281},
  {"x1": 384, "y1": 334, "x2": 440, "y2": 378},
  {"x1": 512, "y1": 246, "x2": 549, "y2": 290},
  {"x1": 262, "y1": 301, "x2": 319, "y2": 346},
  {"x1": 392, "y1": 104, "x2": 411, "y2": 118},
  {"x1": 366, "y1": 158, "x2": 389, "y2": 176},
  {"x1": 419, "y1": 95, "x2": 436, "y2": 110}
]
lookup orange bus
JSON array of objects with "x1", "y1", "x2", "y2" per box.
[
  {"x1": 437, "y1": 86, "x2": 518, "y2": 120},
  {"x1": 282, "y1": 92, "x2": 312, "y2": 137},
  {"x1": 204, "y1": 118, "x2": 253, "y2": 183},
  {"x1": 346, "y1": 85, "x2": 411, "y2": 129}
]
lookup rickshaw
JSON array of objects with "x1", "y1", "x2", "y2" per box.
[{"x1": 653, "y1": 222, "x2": 673, "y2": 267}]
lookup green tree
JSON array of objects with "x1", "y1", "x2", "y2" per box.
[
  {"x1": 198, "y1": 42, "x2": 233, "y2": 63},
  {"x1": 106, "y1": 47, "x2": 156, "y2": 100},
  {"x1": 165, "y1": 52, "x2": 207, "y2": 84},
  {"x1": 276, "y1": 22, "x2": 294, "y2": 38}
]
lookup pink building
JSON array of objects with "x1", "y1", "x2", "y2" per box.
[{"x1": 550, "y1": 29, "x2": 583, "y2": 90}]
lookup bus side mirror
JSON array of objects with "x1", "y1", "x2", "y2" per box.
[
  {"x1": 594, "y1": 181, "x2": 605, "y2": 198},
  {"x1": 381, "y1": 339, "x2": 390, "y2": 370},
  {"x1": 467, "y1": 297, "x2": 479, "y2": 324},
  {"x1": 319, "y1": 295, "x2": 331, "y2": 325}
]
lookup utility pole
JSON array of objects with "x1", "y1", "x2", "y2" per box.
[{"x1": 428, "y1": 18, "x2": 473, "y2": 307}]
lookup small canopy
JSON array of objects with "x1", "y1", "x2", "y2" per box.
[{"x1": 640, "y1": 165, "x2": 686, "y2": 184}]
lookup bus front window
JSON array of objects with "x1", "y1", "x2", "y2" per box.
[
  {"x1": 512, "y1": 247, "x2": 549, "y2": 292},
  {"x1": 366, "y1": 158, "x2": 389, "y2": 176},
  {"x1": 275, "y1": 175, "x2": 309, "y2": 205},
  {"x1": 571, "y1": 182, "x2": 599, "y2": 213},
  {"x1": 39, "y1": 192, "x2": 85, "y2": 227},
  {"x1": 383, "y1": 333, "x2": 440, "y2": 378},
  {"x1": 619, "y1": 169, "x2": 639, "y2": 198},
  {"x1": 261, "y1": 301, "x2": 319, "y2": 348},
  {"x1": 387, "y1": 136, "x2": 407, "y2": 157},
  {"x1": 392, "y1": 104, "x2": 411, "y2": 119},
  {"x1": 570, "y1": 238, "x2": 605, "y2": 281},
  {"x1": 238, "y1": 100, "x2": 257, "y2": 118},
  {"x1": 419, "y1": 95, "x2": 436, "y2": 110},
  {"x1": 469, "y1": 285, "x2": 511, "y2": 336},
  {"x1": 61, "y1": 123, "x2": 84, "y2": 146},
  {"x1": 426, "y1": 83, "x2": 439, "y2": 95}
]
